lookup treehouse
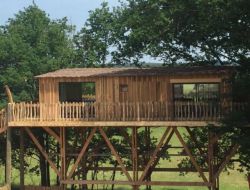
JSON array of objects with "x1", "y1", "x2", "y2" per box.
[
  {"x1": 0, "y1": 66, "x2": 247, "y2": 190},
  {"x1": 4, "y1": 66, "x2": 245, "y2": 128}
]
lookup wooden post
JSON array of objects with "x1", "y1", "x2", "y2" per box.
[
  {"x1": 132, "y1": 127, "x2": 138, "y2": 190},
  {"x1": 20, "y1": 129, "x2": 25, "y2": 190},
  {"x1": 208, "y1": 130, "x2": 215, "y2": 190},
  {"x1": 5, "y1": 85, "x2": 13, "y2": 190},
  {"x1": 60, "y1": 127, "x2": 66, "y2": 190}
]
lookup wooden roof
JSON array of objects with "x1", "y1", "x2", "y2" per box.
[{"x1": 35, "y1": 66, "x2": 234, "y2": 78}]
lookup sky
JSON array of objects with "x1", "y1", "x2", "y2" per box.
[
  {"x1": 0, "y1": 0, "x2": 162, "y2": 63},
  {"x1": 0, "y1": 0, "x2": 120, "y2": 30}
]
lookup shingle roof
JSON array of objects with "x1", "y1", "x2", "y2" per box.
[{"x1": 35, "y1": 66, "x2": 234, "y2": 78}]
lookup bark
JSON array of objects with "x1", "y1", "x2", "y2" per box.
[
  {"x1": 111, "y1": 162, "x2": 118, "y2": 190},
  {"x1": 39, "y1": 150, "x2": 47, "y2": 186}
]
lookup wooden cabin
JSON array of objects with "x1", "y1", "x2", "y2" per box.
[
  {"x1": 0, "y1": 66, "x2": 247, "y2": 190},
  {"x1": 5, "y1": 66, "x2": 245, "y2": 127}
]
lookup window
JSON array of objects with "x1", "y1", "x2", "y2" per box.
[
  {"x1": 173, "y1": 83, "x2": 220, "y2": 102},
  {"x1": 59, "y1": 82, "x2": 96, "y2": 102},
  {"x1": 120, "y1": 84, "x2": 128, "y2": 93}
]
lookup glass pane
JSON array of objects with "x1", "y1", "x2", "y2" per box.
[
  {"x1": 174, "y1": 83, "x2": 219, "y2": 101},
  {"x1": 183, "y1": 84, "x2": 196, "y2": 100},
  {"x1": 197, "y1": 84, "x2": 219, "y2": 101}
]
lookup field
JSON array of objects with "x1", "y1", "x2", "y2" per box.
[{"x1": 0, "y1": 127, "x2": 248, "y2": 190}]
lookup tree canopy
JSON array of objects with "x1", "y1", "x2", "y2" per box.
[{"x1": 0, "y1": 5, "x2": 74, "y2": 106}]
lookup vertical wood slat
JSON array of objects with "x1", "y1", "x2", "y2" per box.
[{"x1": 5, "y1": 101, "x2": 247, "y2": 122}]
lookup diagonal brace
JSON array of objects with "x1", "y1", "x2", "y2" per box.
[
  {"x1": 174, "y1": 127, "x2": 208, "y2": 183},
  {"x1": 25, "y1": 127, "x2": 60, "y2": 177},
  {"x1": 99, "y1": 127, "x2": 133, "y2": 182},
  {"x1": 67, "y1": 127, "x2": 97, "y2": 179}
]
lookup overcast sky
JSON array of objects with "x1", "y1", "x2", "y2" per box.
[{"x1": 0, "y1": 0, "x2": 120, "y2": 30}]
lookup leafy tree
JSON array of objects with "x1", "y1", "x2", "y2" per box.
[
  {"x1": 74, "y1": 2, "x2": 115, "y2": 67},
  {"x1": 0, "y1": 4, "x2": 75, "y2": 106},
  {"x1": 113, "y1": 0, "x2": 250, "y2": 65},
  {"x1": 0, "y1": 4, "x2": 75, "y2": 185}
]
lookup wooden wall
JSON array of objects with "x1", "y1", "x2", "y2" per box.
[{"x1": 38, "y1": 73, "x2": 228, "y2": 104}]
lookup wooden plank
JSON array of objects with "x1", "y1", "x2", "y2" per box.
[
  {"x1": 61, "y1": 180, "x2": 211, "y2": 187},
  {"x1": 99, "y1": 127, "x2": 133, "y2": 182},
  {"x1": 24, "y1": 128, "x2": 60, "y2": 177},
  {"x1": 174, "y1": 128, "x2": 208, "y2": 183},
  {"x1": 8, "y1": 121, "x2": 221, "y2": 127},
  {"x1": 67, "y1": 127, "x2": 97, "y2": 179},
  {"x1": 20, "y1": 129, "x2": 25, "y2": 190},
  {"x1": 84, "y1": 166, "x2": 208, "y2": 172},
  {"x1": 147, "y1": 128, "x2": 175, "y2": 177},
  {"x1": 42, "y1": 127, "x2": 60, "y2": 143},
  {"x1": 170, "y1": 78, "x2": 221, "y2": 83}
]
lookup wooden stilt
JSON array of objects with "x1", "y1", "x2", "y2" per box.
[
  {"x1": 208, "y1": 130, "x2": 215, "y2": 190},
  {"x1": 132, "y1": 127, "x2": 138, "y2": 190},
  {"x1": 20, "y1": 129, "x2": 25, "y2": 190},
  {"x1": 60, "y1": 127, "x2": 66, "y2": 190}
]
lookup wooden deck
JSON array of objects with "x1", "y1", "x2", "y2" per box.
[{"x1": 4, "y1": 101, "x2": 246, "y2": 127}]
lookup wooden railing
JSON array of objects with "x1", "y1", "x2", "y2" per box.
[
  {"x1": 0, "y1": 108, "x2": 8, "y2": 133},
  {"x1": 6, "y1": 101, "x2": 248, "y2": 123}
]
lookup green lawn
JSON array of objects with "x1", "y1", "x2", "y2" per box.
[{"x1": 0, "y1": 127, "x2": 248, "y2": 189}]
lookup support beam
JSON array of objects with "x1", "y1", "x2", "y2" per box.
[
  {"x1": 147, "y1": 128, "x2": 175, "y2": 177},
  {"x1": 60, "y1": 128, "x2": 66, "y2": 190},
  {"x1": 43, "y1": 127, "x2": 60, "y2": 144},
  {"x1": 67, "y1": 127, "x2": 97, "y2": 179},
  {"x1": 25, "y1": 128, "x2": 60, "y2": 177},
  {"x1": 174, "y1": 127, "x2": 208, "y2": 183},
  {"x1": 132, "y1": 127, "x2": 138, "y2": 190},
  {"x1": 99, "y1": 127, "x2": 133, "y2": 182},
  {"x1": 139, "y1": 127, "x2": 171, "y2": 182},
  {"x1": 208, "y1": 130, "x2": 215, "y2": 190},
  {"x1": 61, "y1": 180, "x2": 211, "y2": 187},
  {"x1": 20, "y1": 129, "x2": 25, "y2": 190}
]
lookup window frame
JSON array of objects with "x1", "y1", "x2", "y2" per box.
[{"x1": 172, "y1": 82, "x2": 221, "y2": 102}]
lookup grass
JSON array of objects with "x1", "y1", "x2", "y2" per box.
[{"x1": 0, "y1": 127, "x2": 248, "y2": 190}]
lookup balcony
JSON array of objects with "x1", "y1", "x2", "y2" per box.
[{"x1": 4, "y1": 101, "x2": 247, "y2": 128}]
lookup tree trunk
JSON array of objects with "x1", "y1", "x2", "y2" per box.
[
  {"x1": 111, "y1": 162, "x2": 118, "y2": 190},
  {"x1": 38, "y1": 133, "x2": 49, "y2": 186},
  {"x1": 40, "y1": 151, "x2": 47, "y2": 186}
]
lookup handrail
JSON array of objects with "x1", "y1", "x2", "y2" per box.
[{"x1": 6, "y1": 101, "x2": 248, "y2": 123}]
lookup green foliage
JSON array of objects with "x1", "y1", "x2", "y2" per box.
[
  {"x1": 74, "y1": 2, "x2": 115, "y2": 67},
  {"x1": 113, "y1": 0, "x2": 250, "y2": 65},
  {"x1": 0, "y1": 5, "x2": 75, "y2": 106}
]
